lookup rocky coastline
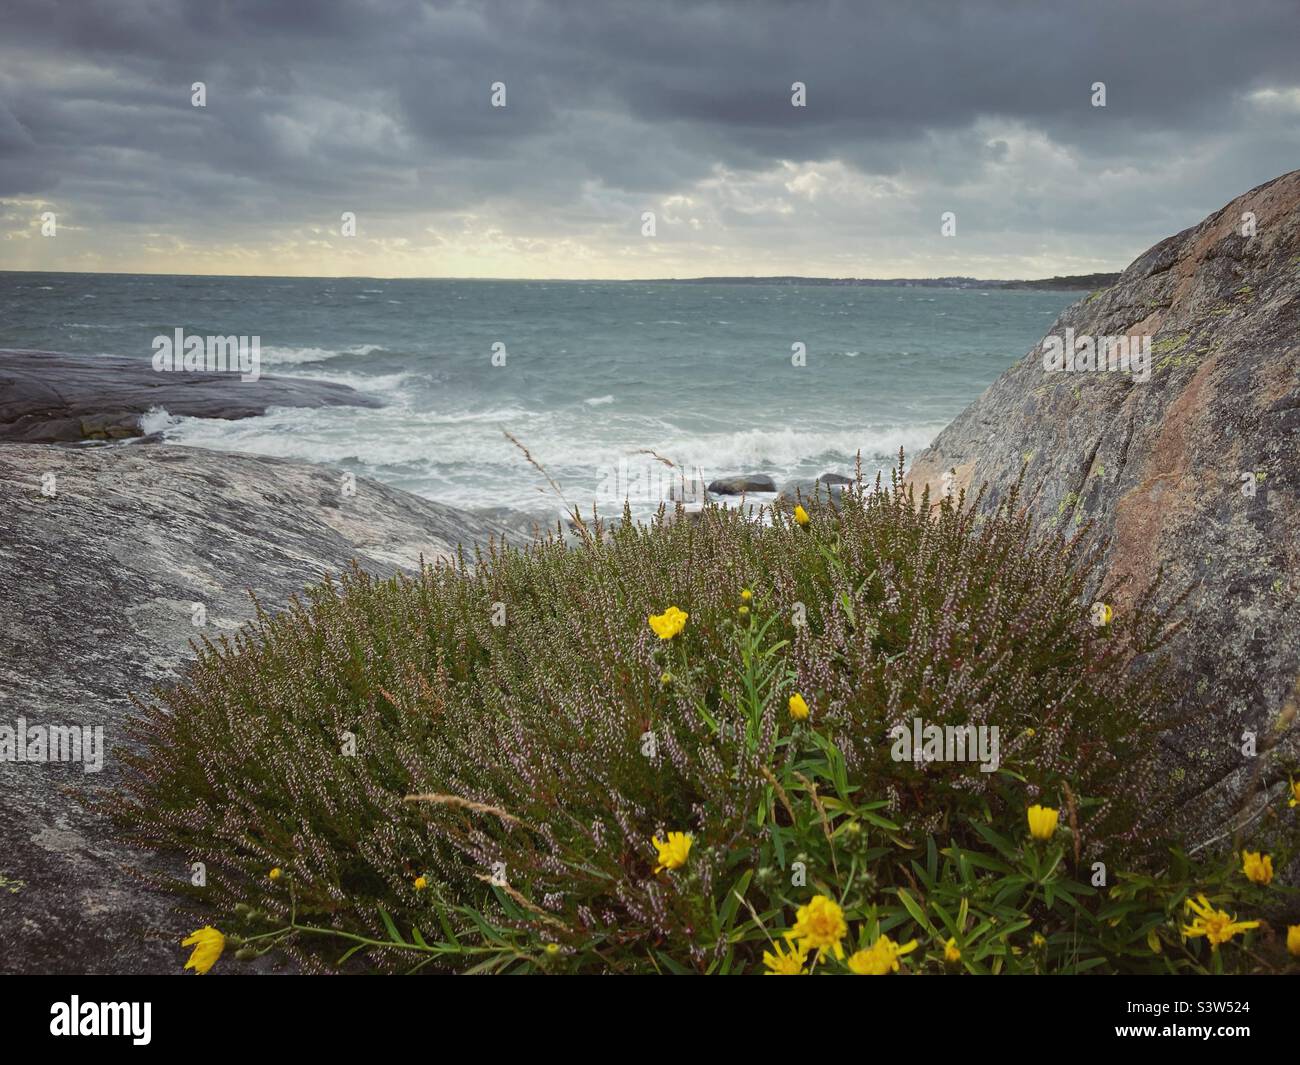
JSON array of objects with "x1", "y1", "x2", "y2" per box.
[
  {"x1": 0, "y1": 371, "x2": 527, "y2": 974},
  {"x1": 2, "y1": 170, "x2": 1297, "y2": 973}
]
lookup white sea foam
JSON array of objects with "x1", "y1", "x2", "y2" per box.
[
  {"x1": 258, "y1": 346, "x2": 335, "y2": 365},
  {"x1": 584, "y1": 395, "x2": 615, "y2": 406},
  {"x1": 138, "y1": 405, "x2": 177, "y2": 435},
  {"x1": 649, "y1": 424, "x2": 941, "y2": 474},
  {"x1": 295, "y1": 369, "x2": 416, "y2": 394},
  {"x1": 160, "y1": 400, "x2": 941, "y2": 519}
]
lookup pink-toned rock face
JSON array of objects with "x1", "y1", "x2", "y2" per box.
[{"x1": 908, "y1": 170, "x2": 1300, "y2": 850}]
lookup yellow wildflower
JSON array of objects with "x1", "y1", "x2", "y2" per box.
[
  {"x1": 648, "y1": 605, "x2": 688, "y2": 640},
  {"x1": 1027, "y1": 804, "x2": 1059, "y2": 841},
  {"x1": 1241, "y1": 850, "x2": 1273, "y2": 886},
  {"x1": 943, "y1": 937, "x2": 961, "y2": 963},
  {"x1": 652, "y1": 831, "x2": 692, "y2": 873},
  {"x1": 1288, "y1": 778, "x2": 1299, "y2": 808},
  {"x1": 788, "y1": 692, "x2": 810, "y2": 721},
  {"x1": 847, "y1": 934, "x2": 918, "y2": 974},
  {"x1": 739, "y1": 605, "x2": 750, "y2": 616},
  {"x1": 660, "y1": 671, "x2": 673, "y2": 686},
  {"x1": 181, "y1": 926, "x2": 225, "y2": 975},
  {"x1": 1032, "y1": 932, "x2": 1047, "y2": 948},
  {"x1": 544, "y1": 942, "x2": 561, "y2": 958},
  {"x1": 268, "y1": 867, "x2": 282, "y2": 881},
  {"x1": 1181, "y1": 894, "x2": 1259, "y2": 949},
  {"x1": 1287, "y1": 925, "x2": 1300, "y2": 957},
  {"x1": 762, "y1": 940, "x2": 807, "y2": 975},
  {"x1": 741, "y1": 589, "x2": 753, "y2": 602},
  {"x1": 793, "y1": 504, "x2": 810, "y2": 527},
  {"x1": 786, "y1": 895, "x2": 848, "y2": 959},
  {"x1": 414, "y1": 875, "x2": 428, "y2": 890}
]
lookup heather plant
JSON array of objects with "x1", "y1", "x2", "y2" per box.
[{"x1": 105, "y1": 457, "x2": 1300, "y2": 974}]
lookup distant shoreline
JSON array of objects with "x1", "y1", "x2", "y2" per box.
[
  {"x1": 0, "y1": 269, "x2": 1119, "y2": 290},
  {"x1": 641, "y1": 273, "x2": 1120, "y2": 291}
]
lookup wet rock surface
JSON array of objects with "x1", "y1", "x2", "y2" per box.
[
  {"x1": 908, "y1": 170, "x2": 1300, "y2": 844},
  {"x1": 0, "y1": 349, "x2": 383, "y2": 443},
  {"x1": 0, "y1": 442, "x2": 524, "y2": 973}
]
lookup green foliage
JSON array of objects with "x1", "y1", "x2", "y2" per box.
[{"x1": 105, "y1": 458, "x2": 1297, "y2": 974}]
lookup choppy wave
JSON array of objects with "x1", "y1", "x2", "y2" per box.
[
  {"x1": 259, "y1": 343, "x2": 382, "y2": 366},
  {"x1": 158, "y1": 399, "x2": 941, "y2": 517},
  {"x1": 646, "y1": 424, "x2": 941, "y2": 474},
  {"x1": 4, "y1": 274, "x2": 1070, "y2": 522},
  {"x1": 138, "y1": 405, "x2": 177, "y2": 435},
  {"x1": 293, "y1": 369, "x2": 416, "y2": 395}
]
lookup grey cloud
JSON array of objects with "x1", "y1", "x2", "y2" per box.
[{"x1": 0, "y1": 0, "x2": 1297, "y2": 273}]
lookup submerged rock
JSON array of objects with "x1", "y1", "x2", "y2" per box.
[
  {"x1": 908, "y1": 169, "x2": 1300, "y2": 845},
  {"x1": 0, "y1": 443, "x2": 526, "y2": 974}
]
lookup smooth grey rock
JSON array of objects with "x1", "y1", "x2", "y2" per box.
[
  {"x1": 907, "y1": 169, "x2": 1300, "y2": 849},
  {"x1": 706, "y1": 474, "x2": 777, "y2": 495},
  {"x1": 0, "y1": 443, "x2": 526, "y2": 974},
  {"x1": 0, "y1": 349, "x2": 383, "y2": 443},
  {"x1": 818, "y1": 472, "x2": 853, "y2": 486},
  {"x1": 775, "y1": 478, "x2": 847, "y2": 509}
]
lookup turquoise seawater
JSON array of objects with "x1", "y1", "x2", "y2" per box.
[{"x1": 0, "y1": 272, "x2": 1074, "y2": 520}]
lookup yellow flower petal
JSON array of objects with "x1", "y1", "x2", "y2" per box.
[
  {"x1": 652, "y1": 831, "x2": 692, "y2": 873},
  {"x1": 1027, "y1": 804, "x2": 1059, "y2": 841},
  {"x1": 762, "y1": 940, "x2": 807, "y2": 975},
  {"x1": 1241, "y1": 850, "x2": 1273, "y2": 886},
  {"x1": 181, "y1": 926, "x2": 225, "y2": 975},
  {"x1": 648, "y1": 606, "x2": 688, "y2": 640},
  {"x1": 787, "y1": 895, "x2": 847, "y2": 958}
]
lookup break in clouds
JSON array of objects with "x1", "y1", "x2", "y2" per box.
[{"x1": 1, "y1": 0, "x2": 1299, "y2": 278}]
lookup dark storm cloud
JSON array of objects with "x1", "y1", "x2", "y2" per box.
[{"x1": 1, "y1": 0, "x2": 1297, "y2": 274}]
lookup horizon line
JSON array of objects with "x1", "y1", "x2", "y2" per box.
[{"x1": 0, "y1": 267, "x2": 1123, "y2": 285}]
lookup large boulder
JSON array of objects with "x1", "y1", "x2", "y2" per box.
[
  {"x1": 908, "y1": 170, "x2": 1300, "y2": 845},
  {"x1": 0, "y1": 349, "x2": 383, "y2": 443},
  {"x1": 0, "y1": 443, "x2": 524, "y2": 974}
]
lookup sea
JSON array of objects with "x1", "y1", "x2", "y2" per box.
[{"x1": 0, "y1": 272, "x2": 1074, "y2": 522}]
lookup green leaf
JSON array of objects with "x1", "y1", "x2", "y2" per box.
[
  {"x1": 719, "y1": 870, "x2": 753, "y2": 932},
  {"x1": 336, "y1": 942, "x2": 368, "y2": 966},
  {"x1": 896, "y1": 888, "x2": 934, "y2": 935},
  {"x1": 653, "y1": 950, "x2": 691, "y2": 975},
  {"x1": 377, "y1": 907, "x2": 408, "y2": 946}
]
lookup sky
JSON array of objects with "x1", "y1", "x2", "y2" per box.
[{"x1": 1, "y1": 0, "x2": 1298, "y2": 280}]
